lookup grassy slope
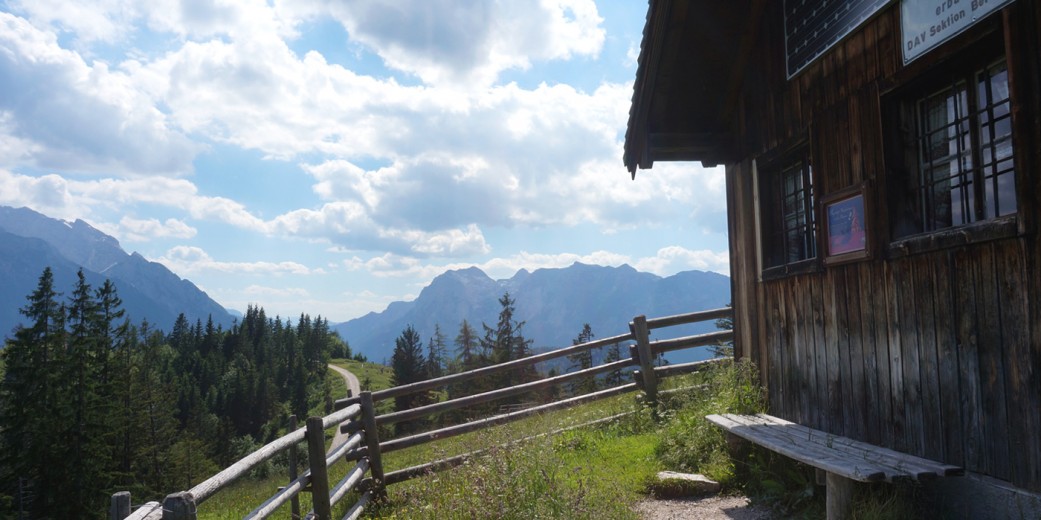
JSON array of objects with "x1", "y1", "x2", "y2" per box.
[
  {"x1": 330, "y1": 358, "x2": 394, "y2": 392},
  {"x1": 195, "y1": 360, "x2": 661, "y2": 519}
]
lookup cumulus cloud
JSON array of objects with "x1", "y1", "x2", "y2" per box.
[
  {"x1": 158, "y1": 245, "x2": 317, "y2": 276},
  {"x1": 291, "y1": 81, "x2": 650, "y2": 235},
  {"x1": 241, "y1": 285, "x2": 311, "y2": 298},
  {"x1": 634, "y1": 246, "x2": 731, "y2": 277},
  {"x1": 0, "y1": 2, "x2": 724, "y2": 256},
  {"x1": 0, "y1": 169, "x2": 269, "y2": 234},
  {"x1": 0, "y1": 169, "x2": 84, "y2": 219},
  {"x1": 270, "y1": 202, "x2": 491, "y2": 257},
  {"x1": 116, "y1": 216, "x2": 197, "y2": 242},
  {"x1": 0, "y1": 12, "x2": 200, "y2": 176},
  {"x1": 0, "y1": 0, "x2": 731, "y2": 290},
  {"x1": 319, "y1": 0, "x2": 605, "y2": 87},
  {"x1": 5, "y1": 0, "x2": 139, "y2": 45}
]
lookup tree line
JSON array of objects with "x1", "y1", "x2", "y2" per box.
[
  {"x1": 388, "y1": 292, "x2": 629, "y2": 434},
  {"x1": 0, "y1": 268, "x2": 345, "y2": 518}
]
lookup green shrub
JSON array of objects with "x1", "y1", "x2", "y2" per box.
[{"x1": 655, "y1": 359, "x2": 765, "y2": 484}]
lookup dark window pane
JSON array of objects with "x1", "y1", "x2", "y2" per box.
[{"x1": 761, "y1": 154, "x2": 816, "y2": 271}]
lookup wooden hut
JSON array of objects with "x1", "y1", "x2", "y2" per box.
[{"x1": 625, "y1": 0, "x2": 1041, "y2": 499}]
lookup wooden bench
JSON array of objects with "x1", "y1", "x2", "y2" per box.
[{"x1": 706, "y1": 413, "x2": 963, "y2": 519}]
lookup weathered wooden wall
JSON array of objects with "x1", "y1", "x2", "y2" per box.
[{"x1": 729, "y1": 1, "x2": 1041, "y2": 492}]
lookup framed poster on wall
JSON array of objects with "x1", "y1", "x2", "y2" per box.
[{"x1": 822, "y1": 184, "x2": 871, "y2": 265}]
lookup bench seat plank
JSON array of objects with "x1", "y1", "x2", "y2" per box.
[
  {"x1": 747, "y1": 414, "x2": 964, "y2": 479},
  {"x1": 706, "y1": 414, "x2": 963, "y2": 483},
  {"x1": 707, "y1": 414, "x2": 887, "y2": 482}
]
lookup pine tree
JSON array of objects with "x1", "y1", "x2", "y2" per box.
[
  {"x1": 391, "y1": 325, "x2": 429, "y2": 434},
  {"x1": 480, "y1": 292, "x2": 535, "y2": 390},
  {"x1": 130, "y1": 323, "x2": 179, "y2": 497},
  {"x1": 111, "y1": 318, "x2": 138, "y2": 487},
  {"x1": 568, "y1": 324, "x2": 597, "y2": 396},
  {"x1": 453, "y1": 319, "x2": 479, "y2": 372},
  {"x1": 0, "y1": 270, "x2": 349, "y2": 514},
  {"x1": 61, "y1": 270, "x2": 117, "y2": 515},
  {"x1": 601, "y1": 341, "x2": 626, "y2": 388},
  {"x1": 426, "y1": 324, "x2": 447, "y2": 379},
  {"x1": 0, "y1": 268, "x2": 65, "y2": 517}
]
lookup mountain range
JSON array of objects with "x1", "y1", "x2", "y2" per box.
[
  {"x1": 0, "y1": 206, "x2": 235, "y2": 339},
  {"x1": 0, "y1": 205, "x2": 733, "y2": 365},
  {"x1": 333, "y1": 263, "x2": 732, "y2": 365}
]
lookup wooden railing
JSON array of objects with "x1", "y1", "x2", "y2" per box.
[{"x1": 113, "y1": 307, "x2": 731, "y2": 519}]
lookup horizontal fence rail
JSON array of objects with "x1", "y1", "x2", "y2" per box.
[
  {"x1": 115, "y1": 307, "x2": 732, "y2": 519},
  {"x1": 382, "y1": 409, "x2": 639, "y2": 486},
  {"x1": 652, "y1": 330, "x2": 734, "y2": 356},
  {"x1": 379, "y1": 382, "x2": 640, "y2": 454},
  {"x1": 334, "y1": 332, "x2": 635, "y2": 410},
  {"x1": 190, "y1": 403, "x2": 361, "y2": 505},
  {"x1": 375, "y1": 357, "x2": 637, "y2": 426},
  {"x1": 645, "y1": 307, "x2": 732, "y2": 330}
]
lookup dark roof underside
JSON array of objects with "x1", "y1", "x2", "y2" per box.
[{"x1": 624, "y1": 0, "x2": 758, "y2": 175}]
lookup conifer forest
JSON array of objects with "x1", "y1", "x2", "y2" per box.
[{"x1": 0, "y1": 267, "x2": 345, "y2": 517}]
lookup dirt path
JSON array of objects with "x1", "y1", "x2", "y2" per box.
[
  {"x1": 328, "y1": 364, "x2": 362, "y2": 450},
  {"x1": 634, "y1": 495, "x2": 775, "y2": 520}
]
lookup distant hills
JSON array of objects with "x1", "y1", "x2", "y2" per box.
[
  {"x1": 0, "y1": 205, "x2": 733, "y2": 364},
  {"x1": 334, "y1": 263, "x2": 732, "y2": 365},
  {"x1": 0, "y1": 206, "x2": 235, "y2": 339}
]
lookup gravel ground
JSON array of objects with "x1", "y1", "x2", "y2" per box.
[{"x1": 633, "y1": 495, "x2": 775, "y2": 520}]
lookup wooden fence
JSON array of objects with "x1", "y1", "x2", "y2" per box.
[{"x1": 113, "y1": 307, "x2": 732, "y2": 519}]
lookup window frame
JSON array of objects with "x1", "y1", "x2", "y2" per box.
[
  {"x1": 757, "y1": 144, "x2": 819, "y2": 280},
  {"x1": 881, "y1": 30, "x2": 1021, "y2": 255}
]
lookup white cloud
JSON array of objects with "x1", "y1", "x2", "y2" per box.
[
  {"x1": 270, "y1": 202, "x2": 490, "y2": 257},
  {"x1": 211, "y1": 285, "x2": 405, "y2": 323},
  {"x1": 157, "y1": 245, "x2": 316, "y2": 276},
  {"x1": 241, "y1": 284, "x2": 311, "y2": 298},
  {"x1": 634, "y1": 246, "x2": 731, "y2": 277},
  {"x1": 115, "y1": 216, "x2": 197, "y2": 242},
  {"x1": 1, "y1": 3, "x2": 724, "y2": 254},
  {"x1": 0, "y1": 169, "x2": 84, "y2": 219},
  {"x1": 0, "y1": 169, "x2": 270, "y2": 234},
  {"x1": 0, "y1": 12, "x2": 200, "y2": 176},
  {"x1": 0, "y1": 1, "x2": 731, "y2": 282},
  {"x1": 5, "y1": 0, "x2": 139, "y2": 45},
  {"x1": 317, "y1": 0, "x2": 604, "y2": 87}
]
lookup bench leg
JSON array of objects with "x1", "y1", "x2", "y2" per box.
[{"x1": 826, "y1": 472, "x2": 854, "y2": 520}]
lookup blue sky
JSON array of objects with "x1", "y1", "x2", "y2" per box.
[{"x1": 0, "y1": 0, "x2": 729, "y2": 322}]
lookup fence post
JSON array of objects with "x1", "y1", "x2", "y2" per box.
[
  {"x1": 630, "y1": 315, "x2": 658, "y2": 407},
  {"x1": 109, "y1": 491, "x2": 130, "y2": 520},
  {"x1": 162, "y1": 491, "x2": 197, "y2": 520},
  {"x1": 359, "y1": 391, "x2": 386, "y2": 498},
  {"x1": 306, "y1": 416, "x2": 332, "y2": 519},
  {"x1": 288, "y1": 415, "x2": 300, "y2": 520}
]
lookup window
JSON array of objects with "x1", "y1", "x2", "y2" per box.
[
  {"x1": 887, "y1": 52, "x2": 1016, "y2": 240},
  {"x1": 760, "y1": 151, "x2": 816, "y2": 275}
]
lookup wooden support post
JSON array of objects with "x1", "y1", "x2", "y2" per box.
[
  {"x1": 109, "y1": 491, "x2": 130, "y2": 520},
  {"x1": 306, "y1": 416, "x2": 332, "y2": 519},
  {"x1": 360, "y1": 391, "x2": 386, "y2": 499},
  {"x1": 825, "y1": 472, "x2": 854, "y2": 520},
  {"x1": 630, "y1": 315, "x2": 658, "y2": 406},
  {"x1": 288, "y1": 415, "x2": 300, "y2": 519},
  {"x1": 162, "y1": 491, "x2": 197, "y2": 520},
  {"x1": 815, "y1": 468, "x2": 827, "y2": 486}
]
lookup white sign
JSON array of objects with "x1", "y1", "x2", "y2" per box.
[{"x1": 901, "y1": 0, "x2": 1015, "y2": 63}]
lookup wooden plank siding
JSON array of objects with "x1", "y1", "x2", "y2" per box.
[{"x1": 728, "y1": 1, "x2": 1041, "y2": 492}]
